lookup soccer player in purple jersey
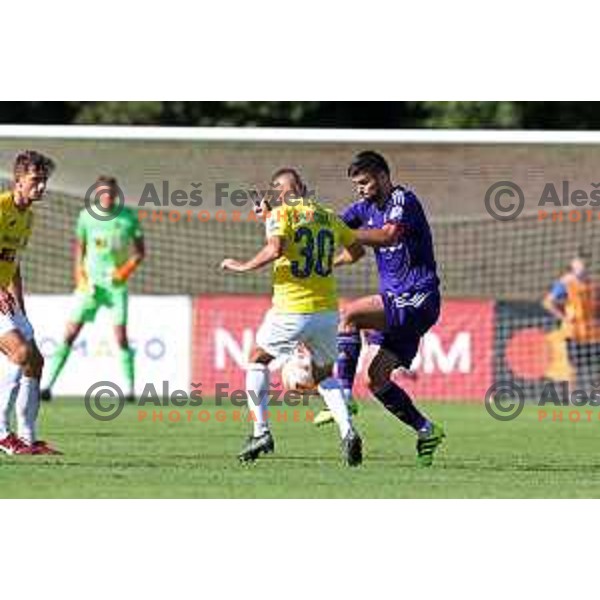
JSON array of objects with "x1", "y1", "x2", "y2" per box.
[{"x1": 330, "y1": 151, "x2": 445, "y2": 467}]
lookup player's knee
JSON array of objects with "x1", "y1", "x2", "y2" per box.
[
  {"x1": 113, "y1": 326, "x2": 128, "y2": 348},
  {"x1": 9, "y1": 341, "x2": 31, "y2": 369},
  {"x1": 364, "y1": 372, "x2": 379, "y2": 392},
  {"x1": 64, "y1": 322, "x2": 82, "y2": 345},
  {"x1": 312, "y1": 362, "x2": 333, "y2": 384},
  {"x1": 249, "y1": 347, "x2": 273, "y2": 365},
  {"x1": 31, "y1": 348, "x2": 44, "y2": 379}
]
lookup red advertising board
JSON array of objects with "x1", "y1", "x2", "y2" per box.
[{"x1": 193, "y1": 295, "x2": 494, "y2": 402}]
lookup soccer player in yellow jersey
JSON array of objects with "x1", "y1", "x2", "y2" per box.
[
  {"x1": 543, "y1": 250, "x2": 600, "y2": 393},
  {"x1": 221, "y1": 168, "x2": 365, "y2": 465},
  {"x1": 0, "y1": 151, "x2": 60, "y2": 455}
]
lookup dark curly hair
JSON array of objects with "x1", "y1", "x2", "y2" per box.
[{"x1": 13, "y1": 150, "x2": 55, "y2": 179}]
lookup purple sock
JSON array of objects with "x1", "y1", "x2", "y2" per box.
[
  {"x1": 336, "y1": 331, "x2": 361, "y2": 393},
  {"x1": 374, "y1": 381, "x2": 428, "y2": 432}
]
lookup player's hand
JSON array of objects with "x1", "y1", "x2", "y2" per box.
[
  {"x1": 75, "y1": 266, "x2": 88, "y2": 292},
  {"x1": 112, "y1": 270, "x2": 126, "y2": 284},
  {"x1": 0, "y1": 290, "x2": 16, "y2": 316},
  {"x1": 252, "y1": 200, "x2": 264, "y2": 217},
  {"x1": 252, "y1": 196, "x2": 271, "y2": 218},
  {"x1": 113, "y1": 258, "x2": 139, "y2": 284},
  {"x1": 220, "y1": 259, "x2": 246, "y2": 272},
  {"x1": 76, "y1": 276, "x2": 90, "y2": 293}
]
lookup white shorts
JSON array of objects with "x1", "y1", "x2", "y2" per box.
[
  {"x1": 0, "y1": 307, "x2": 34, "y2": 341},
  {"x1": 255, "y1": 309, "x2": 338, "y2": 367}
]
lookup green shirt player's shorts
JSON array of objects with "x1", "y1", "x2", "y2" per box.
[
  {"x1": 70, "y1": 206, "x2": 142, "y2": 326},
  {"x1": 70, "y1": 283, "x2": 129, "y2": 326}
]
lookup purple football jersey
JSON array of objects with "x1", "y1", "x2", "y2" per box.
[{"x1": 341, "y1": 186, "x2": 439, "y2": 295}]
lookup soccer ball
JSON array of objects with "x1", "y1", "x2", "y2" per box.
[{"x1": 280, "y1": 347, "x2": 316, "y2": 391}]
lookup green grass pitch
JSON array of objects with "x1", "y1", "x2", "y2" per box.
[{"x1": 0, "y1": 399, "x2": 599, "y2": 498}]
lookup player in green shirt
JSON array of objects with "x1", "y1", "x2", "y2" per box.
[{"x1": 41, "y1": 176, "x2": 145, "y2": 401}]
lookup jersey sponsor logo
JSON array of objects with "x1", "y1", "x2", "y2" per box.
[
  {"x1": 379, "y1": 244, "x2": 403, "y2": 256},
  {"x1": 387, "y1": 204, "x2": 404, "y2": 221},
  {"x1": 389, "y1": 290, "x2": 430, "y2": 308}
]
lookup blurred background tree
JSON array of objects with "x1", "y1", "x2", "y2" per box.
[{"x1": 1, "y1": 101, "x2": 600, "y2": 129}]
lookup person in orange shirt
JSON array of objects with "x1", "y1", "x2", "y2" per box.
[{"x1": 543, "y1": 251, "x2": 600, "y2": 393}]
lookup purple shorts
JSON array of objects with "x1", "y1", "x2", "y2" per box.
[{"x1": 366, "y1": 289, "x2": 441, "y2": 368}]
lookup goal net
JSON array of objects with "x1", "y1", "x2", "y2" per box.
[{"x1": 0, "y1": 128, "x2": 596, "y2": 402}]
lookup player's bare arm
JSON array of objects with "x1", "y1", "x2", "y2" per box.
[
  {"x1": 353, "y1": 222, "x2": 407, "y2": 247},
  {"x1": 543, "y1": 292, "x2": 566, "y2": 321},
  {"x1": 543, "y1": 273, "x2": 573, "y2": 321},
  {"x1": 131, "y1": 237, "x2": 146, "y2": 264},
  {"x1": 74, "y1": 238, "x2": 87, "y2": 287},
  {"x1": 221, "y1": 236, "x2": 284, "y2": 273},
  {"x1": 334, "y1": 240, "x2": 365, "y2": 267}
]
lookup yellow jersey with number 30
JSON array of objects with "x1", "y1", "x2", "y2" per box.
[
  {"x1": 0, "y1": 191, "x2": 34, "y2": 288},
  {"x1": 266, "y1": 198, "x2": 356, "y2": 313}
]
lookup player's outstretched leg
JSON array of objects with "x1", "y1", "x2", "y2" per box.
[
  {"x1": 239, "y1": 358, "x2": 275, "y2": 463},
  {"x1": 41, "y1": 342, "x2": 70, "y2": 401},
  {"x1": 40, "y1": 342, "x2": 70, "y2": 401},
  {"x1": 119, "y1": 346, "x2": 135, "y2": 402},
  {"x1": 41, "y1": 321, "x2": 84, "y2": 401},
  {"x1": 374, "y1": 380, "x2": 445, "y2": 467},
  {"x1": 415, "y1": 422, "x2": 445, "y2": 468},
  {"x1": 114, "y1": 307, "x2": 136, "y2": 402},
  {"x1": 238, "y1": 430, "x2": 275, "y2": 463},
  {"x1": 18, "y1": 342, "x2": 61, "y2": 455},
  {"x1": 317, "y1": 374, "x2": 362, "y2": 466},
  {"x1": 368, "y1": 348, "x2": 444, "y2": 467},
  {"x1": 315, "y1": 330, "x2": 361, "y2": 426}
]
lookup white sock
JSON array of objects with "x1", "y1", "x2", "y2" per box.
[
  {"x1": 0, "y1": 361, "x2": 22, "y2": 438},
  {"x1": 341, "y1": 387, "x2": 353, "y2": 404},
  {"x1": 318, "y1": 377, "x2": 352, "y2": 439},
  {"x1": 16, "y1": 376, "x2": 39, "y2": 444},
  {"x1": 246, "y1": 363, "x2": 270, "y2": 437}
]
